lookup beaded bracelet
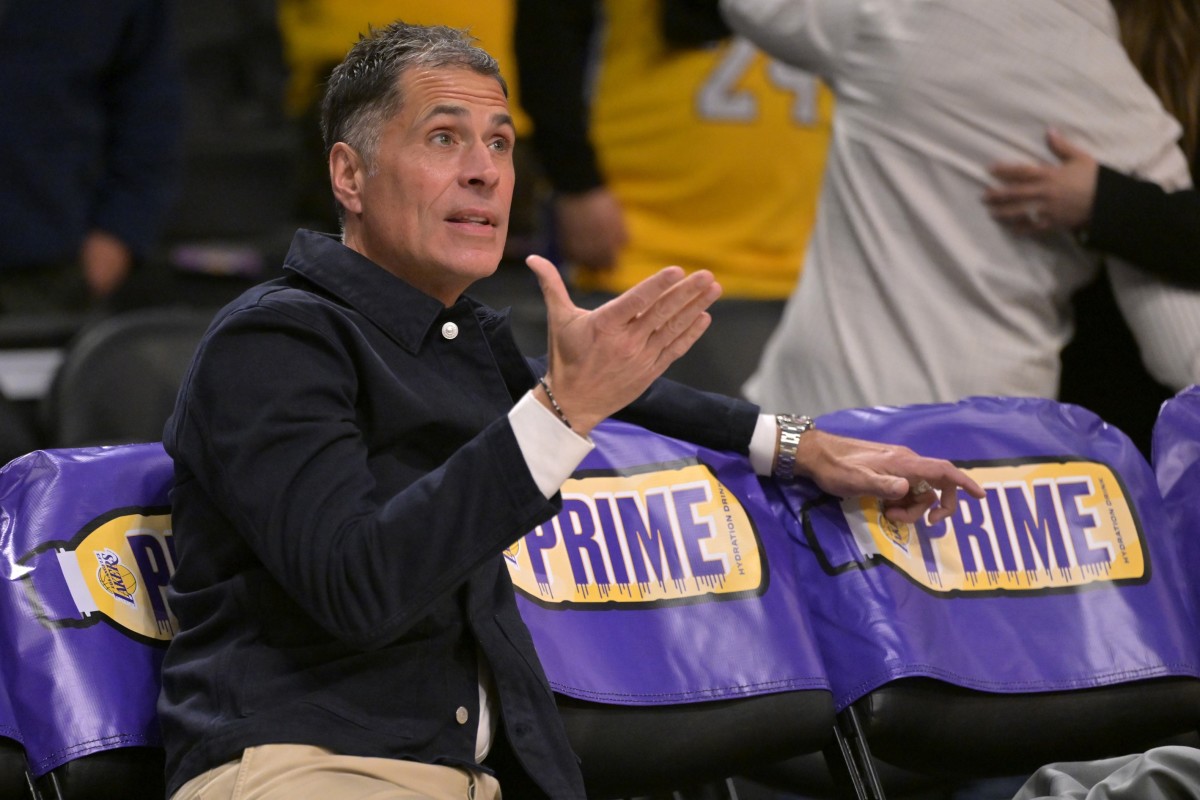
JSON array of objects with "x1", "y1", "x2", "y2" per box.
[{"x1": 538, "y1": 376, "x2": 572, "y2": 429}]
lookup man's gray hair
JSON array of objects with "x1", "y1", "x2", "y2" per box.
[{"x1": 320, "y1": 21, "x2": 507, "y2": 171}]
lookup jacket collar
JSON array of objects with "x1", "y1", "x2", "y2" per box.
[{"x1": 282, "y1": 229, "x2": 499, "y2": 354}]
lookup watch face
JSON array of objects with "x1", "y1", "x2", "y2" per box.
[{"x1": 777, "y1": 414, "x2": 813, "y2": 435}]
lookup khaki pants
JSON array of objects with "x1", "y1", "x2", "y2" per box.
[{"x1": 171, "y1": 744, "x2": 502, "y2": 800}]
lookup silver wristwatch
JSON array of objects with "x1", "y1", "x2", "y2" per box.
[{"x1": 773, "y1": 414, "x2": 814, "y2": 482}]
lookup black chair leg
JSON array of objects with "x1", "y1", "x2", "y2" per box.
[{"x1": 828, "y1": 708, "x2": 889, "y2": 800}]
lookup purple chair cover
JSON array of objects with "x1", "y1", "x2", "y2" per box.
[
  {"x1": 0, "y1": 444, "x2": 173, "y2": 776},
  {"x1": 508, "y1": 419, "x2": 831, "y2": 704},
  {"x1": 773, "y1": 396, "x2": 1200, "y2": 710}
]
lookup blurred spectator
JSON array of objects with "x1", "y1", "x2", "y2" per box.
[
  {"x1": 515, "y1": 0, "x2": 832, "y2": 394},
  {"x1": 719, "y1": 0, "x2": 1200, "y2": 416},
  {"x1": 0, "y1": 0, "x2": 183, "y2": 313},
  {"x1": 984, "y1": 0, "x2": 1199, "y2": 283},
  {"x1": 982, "y1": 0, "x2": 1199, "y2": 455},
  {"x1": 985, "y1": 130, "x2": 1198, "y2": 281}
]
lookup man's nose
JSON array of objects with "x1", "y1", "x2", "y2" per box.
[{"x1": 462, "y1": 140, "x2": 501, "y2": 187}]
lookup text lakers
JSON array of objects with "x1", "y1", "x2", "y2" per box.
[
  {"x1": 505, "y1": 462, "x2": 765, "y2": 605},
  {"x1": 844, "y1": 460, "x2": 1145, "y2": 592}
]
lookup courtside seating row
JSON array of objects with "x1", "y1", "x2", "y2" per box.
[{"x1": 2, "y1": 388, "x2": 1200, "y2": 799}]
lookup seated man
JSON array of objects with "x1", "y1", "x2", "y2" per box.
[{"x1": 158, "y1": 21, "x2": 982, "y2": 800}]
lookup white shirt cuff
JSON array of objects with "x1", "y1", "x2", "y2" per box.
[
  {"x1": 749, "y1": 413, "x2": 778, "y2": 476},
  {"x1": 509, "y1": 390, "x2": 594, "y2": 498}
]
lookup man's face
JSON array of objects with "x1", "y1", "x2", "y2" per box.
[{"x1": 336, "y1": 67, "x2": 515, "y2": 305}]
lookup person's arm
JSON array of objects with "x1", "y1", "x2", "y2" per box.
[
  {"x1": 985, "y1": 129, "x2": 1199, "y2": 286},
  {"x1": 514, "y1": 0, "x2": 600, "y2": 194},
  {"x1": 661, "y1": 0, "x2": 731, "y2": 46},
  {"x1": 1087, "y1": 167, "x2": 1200, "y2": 286},
  {"x1": 514, "y1": 0, "x2": 627, "y2": 269},
  {"x1": 88, "y1": 0, "x2": 183, "y2": 289}
]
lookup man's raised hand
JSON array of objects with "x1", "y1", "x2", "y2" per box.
[{"x1": 526, "y1": 254, "x2": 721, "y2": 435}]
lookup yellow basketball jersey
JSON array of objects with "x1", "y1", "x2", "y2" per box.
[
  {"x1": 576, "y1": 0, "x2": 832, "y2": 297},
  {"x1": 277, "y1": 0, "x2": 529, "y2": 133}
]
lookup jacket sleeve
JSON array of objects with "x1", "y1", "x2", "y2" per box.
[
  {"x1": 169, "y1": 304, "x2": 561, "y2": 651},
  {"x1": 1086, "y1": 166, "x2": 1200, "y2": 287},
  {"x1": 616, "y1": 377, "x2": 761, "y2": 454},
  {"x1": 514, "y1": 0, "x2": 604, "y2": 193}
]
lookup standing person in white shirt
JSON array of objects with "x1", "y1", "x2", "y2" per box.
[{"x1": 719, "y1": 0, "x2": 1200, "y2": 416}]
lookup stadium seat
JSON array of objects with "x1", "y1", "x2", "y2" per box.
[
  {"x1": 40, "y1": 307, "x2": 214, "y2": 447},
  {"x1": 0, "y1": 736, "x2": 32, "y2": 800},
  {"x1": 559, "y1": 690, "x2": 836, "y2": 799},
  {"x1": 33, "y1": 747, "x2": 164, "y2": 800},
  {"x1": 837, "y1": 676, "x2": 1200, "y2": 797}
]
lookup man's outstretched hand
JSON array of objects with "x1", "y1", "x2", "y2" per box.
[
  {"x1": 794, "y1": 429, "x2": 985, "y2": 524},
  {"x1": 526, "y1": 254, "x2": 720, "y2": 435}
]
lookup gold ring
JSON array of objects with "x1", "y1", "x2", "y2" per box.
[{"x1": 911, "y1": 480, "x2": 934, "y2": 495}]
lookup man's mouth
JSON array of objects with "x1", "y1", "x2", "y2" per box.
[{"x1": 447, "y1": 213, "x2": 494, "y2": 227}]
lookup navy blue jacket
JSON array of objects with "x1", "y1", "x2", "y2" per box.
[
  {"x1": 158, "y1": 230, "x2": 759, "y2": 797},
  {"x1": 0, "y1": 0, "x2": 182, "y2": 267}
]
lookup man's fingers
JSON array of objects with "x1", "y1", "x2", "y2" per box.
[
  {"x1": 526, "y1": 254, "x2": 573, "y2": 321},
  {"x1": 592, "y1": 265, "x2": 688, "y2": 328},
  {"x1": 877, "y1": 458, "x2": 984, "y2": 524},
  {"x1": 651, "y1": 310, "x2": 714, "y2": 373},
  {"x1": 884, "y1": 496, "x2": 938, "y2": 525},
  {"x1": 633, "y1": 270, "x2": 720, "y2": 339},
  {"x1": 643, "y1": 274, "x2": 722, "y2": 342}
]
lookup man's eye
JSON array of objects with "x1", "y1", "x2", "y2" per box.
[
  {"x1": 490, "y1": 138, "x2": 511, "y2": 152},
  {"x1": 432, "y1": 133, "x2": 453, "y2": 145}
]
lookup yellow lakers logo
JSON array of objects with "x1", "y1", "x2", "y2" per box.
[
  {"x1": 505, "y1": 461, "x2": 766, "y2": 606},
  {"x1": 842, "y1": 460, "x2": 1145, "y2": 593},
  {"x1": 56, "y1": 511, "x2": 178, "y2": 641}
]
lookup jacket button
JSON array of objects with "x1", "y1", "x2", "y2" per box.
[
  {"x1": 441, "y1": 321, "x2": 459, "y2": 340},
  {"x1": 455, "y1": 706, "x2": 469, "y2": 725}
]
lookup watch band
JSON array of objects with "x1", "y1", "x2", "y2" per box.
[{"x1": 773, "y1": 414, "x2": 814, "y2": 482}]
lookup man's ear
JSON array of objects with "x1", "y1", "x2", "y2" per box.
[{"x1": 330, "y1": 142, "x2": 366, "y2": 216}]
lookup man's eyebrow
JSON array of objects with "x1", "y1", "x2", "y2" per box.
[
  {"x1": 421, "y1": 105, "x2": 515, "y2": 130},
  {"x1": 422, "y1": 104, "x2": 468, "y2": 122}
]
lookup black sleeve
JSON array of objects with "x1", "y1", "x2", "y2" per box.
[
  {"x1": 525, "y1": 355, "x2": 761, "y2": 454},
  {"x1": 92, "y1": 0, "x2": 184, "y2": 257},
  {"x1": 1086, "y1": 165, "x2": 1200, "y2": 287},
  {"x1": 616, "y1": 376, "x2": 761, "y2": 455},
  {"x1": 514, "y1": 0, "x2": 604, "y2": 193},
  {"x1": 661, "y1": 0, "x2": 730, "y2": 47}
]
